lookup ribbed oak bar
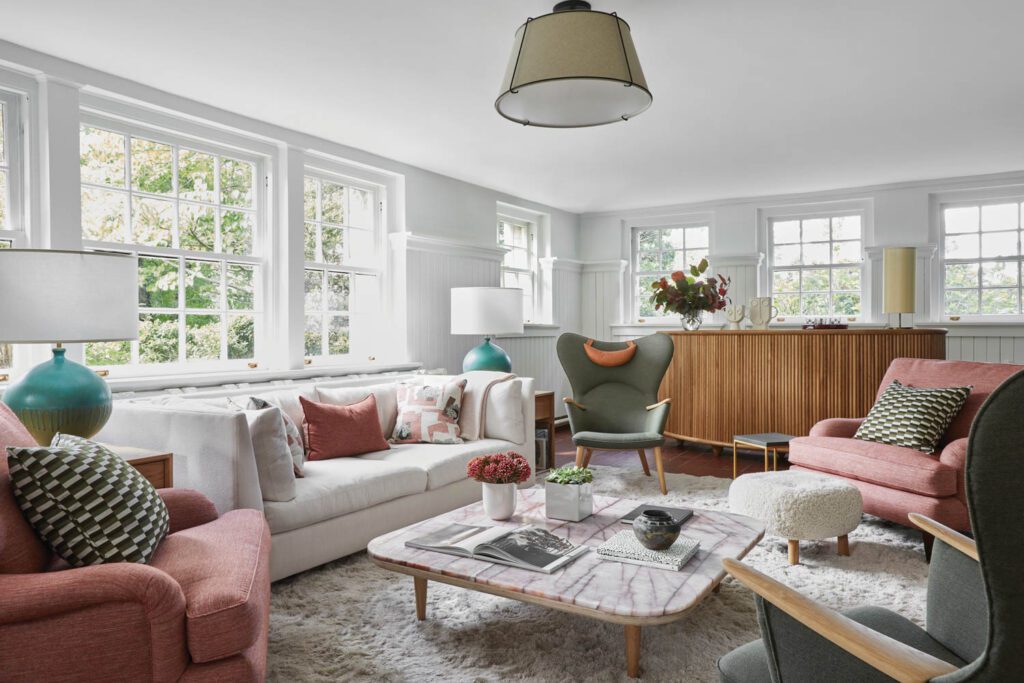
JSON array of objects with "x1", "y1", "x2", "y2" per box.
[{"x1": 657, "y1": 328, "x2": 947, "y2": 447}]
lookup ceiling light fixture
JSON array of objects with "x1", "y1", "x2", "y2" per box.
[{"x1": 495, "y1": 0, "x2": 651, "y2": 128}]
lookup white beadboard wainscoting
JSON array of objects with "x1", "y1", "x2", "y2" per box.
[
  {"x1": 936, "y1": 326, "x2": 1024, "y2": 364},
  {"x1": 580, "y1": 260, "x2": 626, "y2": 342}
]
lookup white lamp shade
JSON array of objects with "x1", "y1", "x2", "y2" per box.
[
  {"x1": 451, "y1": 287, "x2": 524, "y2": 336},
  {"x1": 0, "y1": 250, "x2": 139, "y2": 343},
  {"x1": 883, "y1": 247, "x2": 916, "y2": 314}
]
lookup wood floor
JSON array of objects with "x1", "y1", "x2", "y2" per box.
[{"x1": 551, "y1": 425, "x2": 790, "y2": 479}]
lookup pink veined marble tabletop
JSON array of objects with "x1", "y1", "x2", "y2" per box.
[{"x1": 368, "y1": 488, "x2": 765, "y2": 621}]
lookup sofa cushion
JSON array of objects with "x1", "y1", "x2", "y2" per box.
[
  {"x1": 484, "y1": 379, "x2": 524, "y2": 443},
  {"x1": 150, "y1": 508, "x2": 269, "y2": 664},
  {"x1": 262, "y1": 458, "x2": 427, "y2": 533},
  {"x1": 789, "y1": 436, "x2": 958, "y2": 497},
  {"x1": 315, "y1": 383, "x2": 399, "y2": 438},
  {"x1": 300, "y1": 395, "x2": 390, "y2": 461},
  {"x1": 392, "y1": 379, "x2": 467, "y2": 444},
  {"x1": 242, "y1": 406, "x2": 296, "y2": 502},
  {"x1": 854, "y1": 380, "x2": 971, "y2": 454},
  {"x1": 248, "y1": 397, "x2": 305, "y2": 477},
  {"x1": 8, "y1": 435, "x2": 170, "y2": 567},
  {"x1": 358, "y1": 438, "x2": 514, "y2": 490}
]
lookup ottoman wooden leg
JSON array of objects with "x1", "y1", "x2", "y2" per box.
[
  {"x1": 838, "y1": 535, "x2": 850, "y2": 556},
  {"x1": 788, "y1": 540, "x2": 799, "y2": 565}
]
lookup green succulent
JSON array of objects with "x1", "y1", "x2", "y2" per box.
[{"x1": 545, "y1": 465, "x2": 594, "y2": 486}]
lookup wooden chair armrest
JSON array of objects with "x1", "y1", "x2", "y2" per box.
[
  {"x1": 909, "y1": 513, "x2": 978, "y2": 562},
  {"x1": 646, "y1": 398, "x2": 671, "y2": 411},
  {"x1": 563, "y1": 397, "x2": 586, "y2": 411},
  {"x1": 722, "y1": 558, "x2": 959, "y2": 682}
]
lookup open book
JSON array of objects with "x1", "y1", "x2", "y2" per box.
[{"x1": 406, "y1": 523, "x2": 588, "y2": 573}]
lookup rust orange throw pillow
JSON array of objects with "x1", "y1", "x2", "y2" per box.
[
  {"x1": 584, "y1": 339, "x2": 637, "y2": 367},
  {"x1": 299, "y1": 395, "x2": 390, "y2": 460}
]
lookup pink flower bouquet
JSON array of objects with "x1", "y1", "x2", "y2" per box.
[{"x1": 467, "y1": 452, "x2": 531, "y2": 485}]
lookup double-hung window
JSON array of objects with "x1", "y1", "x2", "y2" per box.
[
  {"x1": 1, "y1": 89, "x2": 25, "y2": 375},
  {"x1": 79, "y1": 119, "x2": 264, "y2": 371},
  {"x1": 303, "y1": 170, "x2": 381, "y2": 361},
  {"x1": 941, "y1": 200, "x2": 1024, "y2": 317},
  {"x1": 769, "y1": 214, "x2": 863, "y2": 317},
  {"x1": 498, "y1": 217, "x2": 537, "y2": 322},
  {"x1": 633, "y1": 224, "x2": 710, "y2": 319}
]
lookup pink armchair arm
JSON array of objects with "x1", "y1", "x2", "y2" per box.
[
  {"x1": 809, "y1": 417, "x2": 865, "y2": 438},
  {"x1": 939, "y1": 437, "x2": 970, "y2": 504},
  {"x1": 159, "y1": 487, "x2": 219, "y2": 533},
  {"x1": 0, "y1": 563, "x2": 188, "y2": 681}
]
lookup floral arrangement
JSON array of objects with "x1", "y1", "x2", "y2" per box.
[
  {"x1": 467, "y1": 452, "x2": 532, "y2": 485},
  {"x1": 545, "y1": 465, "x2": 593, "y2": 486},
  {"x1": 649, "y1": 258, "x2": 731, "y2": 318}
]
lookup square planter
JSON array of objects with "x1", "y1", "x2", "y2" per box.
[{"x1": 545, "y1": 481, "x2": 593, "y2": 522}]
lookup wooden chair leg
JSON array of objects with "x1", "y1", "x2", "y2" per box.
[
  {"x1": 788, "y1": 540, "x2": 799, "y2": 565},
  {"x1": 636, "y1": 449, "x2": 651, "y2": 476},
  {"x1": 583, "y1": 448, "x2": 593, "y2": 468},
  {"x1": 837, "y1": 535, "x2": 850, "y2": 556},
  {"x1": 654, "y1": 447, "x2": 667, "y2": 494},
  {"x1": 575, "y1": 446, "x2": 585, "y2": 467}
]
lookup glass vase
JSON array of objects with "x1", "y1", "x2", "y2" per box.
[{"x1": 680, "y1": 312, "x2": 703, "y2": 331}]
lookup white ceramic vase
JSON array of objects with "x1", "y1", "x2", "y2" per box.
[{"x1": 482, "y1": 482, "x2": 517, "y2": 520}]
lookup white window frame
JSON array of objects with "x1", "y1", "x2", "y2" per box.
[
  {"x1": 630, "y1": 221, "x2": 712, "y2": 322},
  {"x1": 0, "y1": 88, "x2": 26, "y2": 244},
  {"x1": 765, "y1": 209, "x2": 867, "y2": 321},
  {"x1": 497, "y1": 214, "x2": 538, "y2": 323},
  {"x1": 937, "y1": 196, "x2": 1024, "y2": 322},
  {"x1": 302, "y1": 164, "x2": 384, "y2": 364},
  {"x1": 79, "y1": 111, "x2": 269, "y2": 377}
]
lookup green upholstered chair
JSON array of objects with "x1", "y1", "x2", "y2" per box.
[
  {"x1": 716, "y1": 368, "x2": 1024, "y2": 682},
  {"x1": 556, "y1": 332, "x2": 674, "y2": 494}
]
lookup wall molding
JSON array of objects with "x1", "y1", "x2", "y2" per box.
[
  {"x1": 710, "y1": 252, "x2": 764, "y2": 267},
  {"x1": 582, "y1": 259, "x2": 628, "y2": 274},
  {"x1": 543, "y1": 256, "x2": 584, "y2": 273},
  {"x1": 389, "y1": 232, "x2": 507, "y2": 261}
]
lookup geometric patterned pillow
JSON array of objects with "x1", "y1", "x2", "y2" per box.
[
  {"x1": 6, "y1": 434, "x2": 170, "y2": 567},
  {"x1": 391, "y1": 379, "x2": 467, "y2": 445},
  {"x1": 854, "y1": 380, "x2": 972, "y2": 454}
]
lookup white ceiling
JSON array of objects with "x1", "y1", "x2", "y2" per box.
[{"x1": 3, "y1": 1, "x2": 1024, "y2": 214}]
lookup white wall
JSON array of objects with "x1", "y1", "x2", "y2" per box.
[
  {"x1": 0, "y1": 39, "x2": 583, "y2": 404},
  {"x1": 579, "y1": 171, "x2": 1024, "y2": 361}
]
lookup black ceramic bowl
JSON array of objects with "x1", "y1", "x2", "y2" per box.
[{"x1": 632, "y1": 510, "x2": 682, "y2": 550}]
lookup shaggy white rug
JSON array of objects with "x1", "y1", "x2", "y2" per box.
[{"x1": 268, "y1": 466, "x2": 928, "y2": 682}]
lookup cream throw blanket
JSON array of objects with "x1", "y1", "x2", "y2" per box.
[{"x1": 457, "y1": 371, "x2": 517, "y2": 441}]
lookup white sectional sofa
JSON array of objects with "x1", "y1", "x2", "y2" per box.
[{"x1": 97, "y1": 373, "x2": 535, "y2": 580}]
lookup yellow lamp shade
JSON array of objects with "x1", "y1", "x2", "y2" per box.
[{"x1": 883, "y1": 247, "x2": 916, "y2": 314}]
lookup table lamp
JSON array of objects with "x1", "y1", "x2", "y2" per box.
[
  {"x1": 450, "y1": 287, "x2": 524, "y2": 372},
  {"x1": 0, "y1": 250, "x2": 138, "y2": 444},
  {"x1": 883, "y1": 247, "x2": 916, "y2": 328}
]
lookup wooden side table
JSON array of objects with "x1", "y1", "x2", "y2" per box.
[
  {"x1": 105, "y1": 445, "x2": 174, "y2": 489},
  {"x1": 535, "y1": 390, "x2": 555, "y2": 471},
  {"x1": 732, "y1": 433, "x2": 793, "y2": 479}
]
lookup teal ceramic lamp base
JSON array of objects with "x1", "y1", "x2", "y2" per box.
[
  {"x1": 2, "y1": 347, "x2": 112, "y2": 445},
  {"x1": 462, "y1": 337, "x2": 512, "y2": 372}
]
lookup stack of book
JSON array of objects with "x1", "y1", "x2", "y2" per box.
[{"x1": 596, "y1": 530, "x2": 700, "y2": 571}]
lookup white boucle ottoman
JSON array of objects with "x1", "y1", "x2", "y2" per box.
[{"x1": 728, "y1": 470, "x2": 863, "y2": 565}]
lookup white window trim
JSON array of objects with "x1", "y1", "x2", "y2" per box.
[
  {"x1": 628, "y1": 219, "x2": 712, "y2": 323},
  {"x1": 302, "y1": 163, "x2": 386, "y2": 365},
  {"x1": 497, "y1": 213, "x2": 538, "y2": 323},
  {"x1": 79, "y1": 111, "x2": 271, "y2": 378},
  {"x1": 496, "y1": 202, "x2": 549, "y2": 324},
  {"x1": 933, "y1": 194, "x2": 1024, "y2": 323},
  {"x1": 0, "y1": 88, "x2": 26, "y2": 240},
  {"x1": 760, "y1": 201, "x2": 872, "y2": 321}
]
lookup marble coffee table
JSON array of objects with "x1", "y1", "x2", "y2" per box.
[{"x1": 368, "y1": 488, "x2": 764, "y2": 678}]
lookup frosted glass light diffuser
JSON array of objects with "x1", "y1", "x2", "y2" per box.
[
  {"x1": 0, "y1": 250, "x2": 139, "y2": 343},
  {"x1": 451, "y1": 287, "x2": 524, "y2": 336},
  {"x1": 883, "y1": 247, "x2": 916, "y2": 314},
  {"x1": 496, "y1": 2, "x2": 652, "y2": 128}
]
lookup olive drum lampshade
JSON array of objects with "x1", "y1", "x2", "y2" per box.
[
  {"x1": 451, "y1": 287, "x2": 524, "y2": 372},
  {"x1": 0, "y1": 250, "x2": 138, "y2": 444},
  {"x1": 495, "y1": 1, "x2": 651, "y2": 128},
  {"x1": 883, "y1": 247, "x2": 916, "y2": 327}
]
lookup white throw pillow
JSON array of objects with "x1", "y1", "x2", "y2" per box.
[
  {"x1": 484, "y1": 379, "x2": 525, "y2": 443},
  {"x1": 250, "y1": 387, "x2": 318, "y2": 430},
  {"x1": 244, "y1": 406, "x2": 297, "y2": 502},
  {"x1": 316, "y1": 383, "x2": 399, "y2": 437}
]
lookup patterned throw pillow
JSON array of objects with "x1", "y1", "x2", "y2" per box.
[
  {"x1": 249, "y1": 396, "x2": 305, "y2": 477},
  {"x1": 7, "y1": 434, "x2": 170, "y2": 566},
  {"x1": 392, "y1": 379, "x2": 468, "y2": 444},
  {"x1": 854, "y1": 380, "x2": 972, "y2": 454}
]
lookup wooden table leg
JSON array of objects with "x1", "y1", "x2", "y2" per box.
[
  {"x1": 625, "y1": 624, "x2": 641, "y2": 678},
  {"x1": 636, "y1": 449, "x2": 651, "y2": 476},
  {"x1": 763, "y1": 446, "x2": 769, "y2": 472},
  {"x1": 414, "y1": 577, "x2": 427, "y2": 621},
  {"x1": 772, "y1": 448, "x2": 778, "y2": 471},
  {"x1": 788, "y1": 540, "x2": 800, "y2": 565},
  {"x1": 837, "y1": 534, "x2": 850, "y2": 556},
  {"x1": 732, "y1": 441, "x2": 738, "y2": 479}
]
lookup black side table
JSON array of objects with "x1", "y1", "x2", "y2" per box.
[{"x1": 732, "y1": 432, "x2": 794, "y2": 479}]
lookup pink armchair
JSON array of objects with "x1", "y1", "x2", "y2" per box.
[
  {"x1": 0, "y1": 404, "x2": 271, "y2": 682},
  {"x1": 789, "y1": 358, "x2": 1021, "y2": 539}
]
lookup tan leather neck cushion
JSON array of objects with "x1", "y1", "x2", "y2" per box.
[{"x1": 584, "y1": 339, "x2": 637, "y2": 367}]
